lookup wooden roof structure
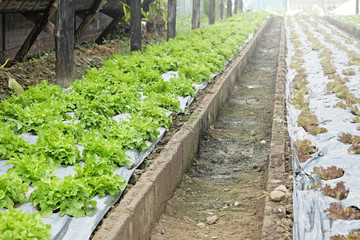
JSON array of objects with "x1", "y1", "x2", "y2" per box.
[
  {"x1": 0, "y1": 0, "x2": 145, "y2": 87},
  {"x1": 0, "y1": 0, "x2": 175, "y2": 88},
  {"x1": 0, "y1": 0, "x2": 123, "y2": 13}
]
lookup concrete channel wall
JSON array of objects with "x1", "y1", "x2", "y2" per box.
[
  {"x1": 92, "y1": 17, "x2": 274, "y2": 240},
  {"x1": 324, "y1": 16, "x2": 360, "y2": 39},
  {"x1": 261, "y1": 20, "x2": 290, "y2": 240}
]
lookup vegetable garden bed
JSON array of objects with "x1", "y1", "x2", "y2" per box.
[
  {"x1": 333, "y1": 15, "x2": 360, "y2": 29},
  {"x1": 286, "y1": 14, "x2": 360, "y2": 240},
  {"x1": 325, "y1": 15, "x2": 360, "y2": 39},
  {"x1": 0, "y1": 12, "x2": 269, "y2": 240}
]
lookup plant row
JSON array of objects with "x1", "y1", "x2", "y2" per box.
[
  {"x1": 289, "y1": 15, "x2": 360, "y2": 239},
  {"x1": 334, "y1": 15, "x2": 360, "y2": 29}
]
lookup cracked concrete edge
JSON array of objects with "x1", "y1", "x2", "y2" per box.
[
  {"x1": 92, "y1": 17, "x2": 274, "y2": 240},
  {"x1": 324, "y1": 15, "x2": 360, "y2": 39},
  {"x1": 261, "y1": 19, "x2": 290, "y2": 240}
]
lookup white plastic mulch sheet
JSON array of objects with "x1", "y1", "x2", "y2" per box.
[
  {"x1": 0, "y1": 31, "x2": 256, "y2": 240},
  {"x1": 286, "y1": 16, "x2": 360, "y2": 239}
]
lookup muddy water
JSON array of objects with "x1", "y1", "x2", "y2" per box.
[{"x1": 151, "y1": 19, "x2": 281, "y2": 240}]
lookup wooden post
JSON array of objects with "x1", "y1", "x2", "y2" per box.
[
  {"x1": 130, "y1": 0, "x2": 142, "y2": 51},
  {"x1": 227, "y1": 0, "x2": 232, "y2": 17},
  {"x1": 218, "y1": 0, "x2": 223, "y2": 20},
  {"x1": 357, "y1": 0, "x2": 359, "y2": 15},
  {"x1": 14, "y1": 0, "x2": 58, "y2": 62},
  {"x1": 56, "y1": 0, "x2": 75, "y2": 87},
  {"x1": 192, "y1": 0, "x2": 200, "y2": 30},
  {"x1": 209, "y1": 0, "x2": 215, "y2": 24},
  {"x1": 0, "y1": 13, "x2": 5, "y2": 64},
  {"x1": 167, "y1": 0, "x2": 176, "y2": 40},
  {"x1": 75, "y1": 0, "x2": 107, "y2": 43}
]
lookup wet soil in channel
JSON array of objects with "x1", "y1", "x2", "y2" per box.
[{"x1": 150, "y1": 19, "x2": 282, "y2": 240}]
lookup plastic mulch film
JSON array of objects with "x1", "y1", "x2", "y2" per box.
[{"x1": 286, "y1": 15, "x2": 360, "y2": 239}]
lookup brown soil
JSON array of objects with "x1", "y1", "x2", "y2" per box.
[
  {"x1": 150, "y1": 19, "x2": 286, "y2": 240},
  {"x1": 0, "y1": 34, "x2": 165, "y2": 101}
]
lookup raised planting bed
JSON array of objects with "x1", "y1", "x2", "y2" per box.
[
  {"x1": 0, "y1": 12, "x2": 269, "y2": 240},
  {"x1": 325, "y1": 15, "x2": 360, "y2": 39},
  {"x1": 286, "y1": 14, "x2": 360, "y2": 240}
]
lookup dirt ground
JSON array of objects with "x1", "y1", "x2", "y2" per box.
[
  {"x1": 0, "y1": 33, "x2": 165, "y2": 101},
  {"x1": 150, "y1": 19, "x2": 292, "y2": 240}
]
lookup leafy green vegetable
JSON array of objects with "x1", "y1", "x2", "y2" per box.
[
  {"x1": 6, "y1": 154, "x2": 56, "y2": 184},
  {"x1": 0, "y1": 207, "x2": 51, "y2": 240},
  {"x1": 330, "y1": 230, "x2": 360, "y2": 240},
  {"x1": 30, "y1": 176, "x2": 96, "y2": 217},
  {"x1": 294, "y1": 139, "x2": 316, "y2": 162},
  {"x1": 0, "y1": 172, "x2": 28, "y2": 208},
  {"x1": 0, "y1": 123, "x2": 30, "y2": 160},
  {"x1": 81, "y1": 133, "x2": 130, "y2": 168},
  {"x1": 33, "y1": 127, "x2": 80, "y2": 165},
  {"x1": 320, "y1": 181, "x2": 349, "y2": 200},
  {"x1": 74, "y1": 155, "x2": 127, "y2": 197},
  {"x1": 131, "y1": 101, "x2": 172, "y2": 130},
  {"x1": 311, "y1": 166, "x2": 344, "y2": 180},
  {"x1": 324, "y1": 202, "x2": 360, "y2": 220},
  {"x1": 97, "y1": 115, "x2": 161, "y2": 151}
]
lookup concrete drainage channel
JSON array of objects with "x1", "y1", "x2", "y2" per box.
[{"x1": 93, "y1": 17, "x2": 291, "y2": 240}]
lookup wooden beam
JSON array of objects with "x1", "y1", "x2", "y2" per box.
[
  {"x1": 218, "y1": 0, "x2": 223, "y2": 20},
  {"x1": 94, "y1": 11, "x2": 124, "y2": 44},
  {"x1": 14, "y1": 0, "x2": 58, "y2": 62},
  {"x1": 167, "y1": 0, "x2": 176, "y2": 40},
  {"x1": 130, "y1": 0, "x2": 142, "y2": 51},
  {"x1": 22, "y1": 13, "x2": 55, "y2": 37},
  {"x1": 209, "y1": 0, "x2": 215, "y2": 24},
  {"x1": 192, "y1": 0, "x2": 200, "y2": 30},
  {"x1": 56, "y1": 0, "x2": 75, "y2": 87},
  {"x1": 75, "y1": 0, "x2": 107, "y2": 43},
  {"x1": 0, "y1": 14, "x2": 4, "y2": 64},
  {"x1": 227, "y1": 0, "x2": 232, "y2": 17}
]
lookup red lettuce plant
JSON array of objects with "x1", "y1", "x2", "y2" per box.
[
  {"x1": 338, "y1": 133, "x2": 353, "y2": 144},
  {"x1": 320, "y1": 181, "x2": 349, "y2": 200},
  {"x1": 338, "y1": 133, "x2": 360, "y2": 144},
  {"x1": 297, "y1": 110, "x2": 328, "y2": 135},
  {"x1": 330, "y1": 230, "x2": 360, "y2": 240},
  {"x1": 348, "y1": 143, "x2": 360, "y2": 154},
  {"x1": 324, "y1": 203, "x2": 360, "y2": 220},
  {"x1": 311, "y1": 166, "x2": 344, "y2": 180},
  {"x1": 294, "y1": 139, "x2": 317, "y2": 162}
]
